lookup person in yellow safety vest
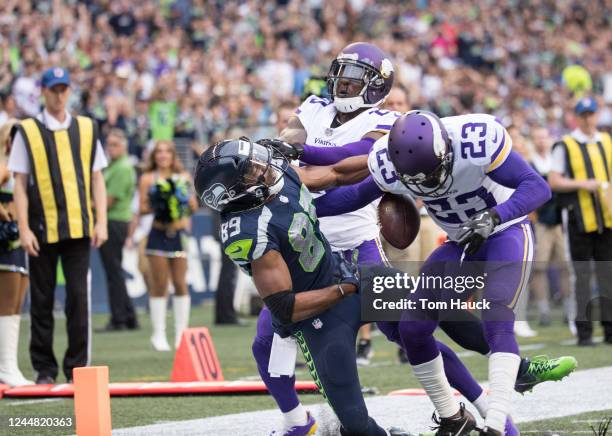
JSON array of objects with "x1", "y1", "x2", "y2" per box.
[{"x1": 548, "y1": 97, "x2": 612, "y2": 347}]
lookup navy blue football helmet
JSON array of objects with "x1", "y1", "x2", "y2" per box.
[{"x1": 194, "y1": 138, "x2": 286, "y2": 213}]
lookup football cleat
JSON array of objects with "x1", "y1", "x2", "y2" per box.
[
  {"x1": 356, "y1": 339, "x2": 374, "y2": 366},
  {"x1": 430, "y1": 403, "x2": 477, "y2": 435},
  {"x1": 515, "y1": 355, "x2": 578, "y2": 394},
  {"x1": 270, "y1": 412, "x2": 317, "y2": 436}
]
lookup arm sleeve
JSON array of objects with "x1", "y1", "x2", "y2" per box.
[
  {"x1": 550, "y1": 143, "x2": 567, "y2": 174},
  {"x1": 489, "y1": 151, "x2": 552, "y2": 223},
  {"x1": 92, "y1": 140, "x2": 108, "y2": 171},
  {"x1": 301, "y1": 137, "x2": 375, "y2": 166},
  {"x1": 7, "y1": 132, "x2": 30, "y2": 174},
  {"x1": 314, "y1": 176, "x2": 384, "y2": 218}
]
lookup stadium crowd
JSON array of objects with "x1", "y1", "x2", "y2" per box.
[
  {"x1": 1, "y1": 0, "x2": 610, "y2": 154},
  {"x1": 0, "y1": 0, "x2": 610, "y2": 386}
]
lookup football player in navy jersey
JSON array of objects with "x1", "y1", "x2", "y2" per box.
[
  {"x1": 195, "y1": 138, "x2": 417, "y2": 436},
  {"x1": 254, "y1": 41, "x2": 401, "y2": 435}
]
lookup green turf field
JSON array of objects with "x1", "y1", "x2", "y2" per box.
[{"x1": 2, "y1": 304, "x2": 611, "y2": 435}]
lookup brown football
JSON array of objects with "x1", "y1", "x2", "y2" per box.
[{"x1": 378, "y1": 192, "x2": 420, "y2": 249}]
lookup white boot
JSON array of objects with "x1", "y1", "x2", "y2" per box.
[
  {"x1": 0, "y1": 315, "x2": 34, "y2": 387},
  {"x1": 149, "y1": 297, "x2": 170, "y2": 351},
  {"x1": 173, "y1": 295, "x2": 191, "y2": 348},
  {"x1": 514, "y1": 320, "x2": 537, "y2": 338}
]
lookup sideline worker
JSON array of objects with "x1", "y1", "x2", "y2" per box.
[{"x1": 8, "y1": 67, "x2": 108, "y2": 383}]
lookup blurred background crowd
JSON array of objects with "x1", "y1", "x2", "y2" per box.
[
  {"x1": 1, "y1": 0, "x2": 610, "y2": 162},
  {"x1": 0, "y1": 0, "x2": 610, "y2": 348}
]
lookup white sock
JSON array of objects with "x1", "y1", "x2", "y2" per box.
[
  {"x1": 0, "y1": 315, "x2": 14, "y2": 373},
  {"x1": 0, "y1": 315, "x2": 32, "y2": 386},
  {"x1": 283, "y1": 403, "x2": 308, "y2": 427},
  {"x1": 149, "y1": 296, "x2": 168, "y2": 338},
  {"x1": 173, "y1": 295, "x2": 191, "y2": 347},
  {"x1": 412, "y1": 353, "x2": 459, "y2": 418},
  {"x1": 473, "y1": 391, "x2": 489, "y2": 419},
  {"x1": 485, "y1": 352, "x2": 520, "y2": 431}
]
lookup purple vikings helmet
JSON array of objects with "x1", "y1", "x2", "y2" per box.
[
  {"x1": 388, "y1": 110, "x2": 454, "y2": 197},
  {"x1": 327, "y1": 42, "x2": 394, "y2": 113}
]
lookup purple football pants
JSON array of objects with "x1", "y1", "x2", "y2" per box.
[
  {"x1": 252, "y1": 237, "x2": 485, "y2": 414},
  {"x1": 399, "y1": 221, "x2": 534, "y2": 365}
]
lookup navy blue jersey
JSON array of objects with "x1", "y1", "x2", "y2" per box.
[{"x1": 220, "y1": 166, "x2": 337, "y2": 295}]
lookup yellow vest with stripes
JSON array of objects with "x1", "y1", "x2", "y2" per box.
[
  {"x1": 17, "y1": 116, "x2": 98, "y2": 244},
  {"x1": 557, "y1": 132, "x2": 612, "y2": 233}
]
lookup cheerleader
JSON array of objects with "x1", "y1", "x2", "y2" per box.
[
  {"x1": 0, "y1": 119, "x2": 32, "y2": 386},
  {"x1": 139, "y1": 140, "x2": 198, "y2": 351}
]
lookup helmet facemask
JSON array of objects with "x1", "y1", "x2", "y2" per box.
[
  {"x1": 327, "y1": 59, "x2": 387, "y2": 113},
  {"x1": 240, "y1": 140, "x2": 285, "y2": 200},
  {"x1": 198, "y1": 138, "x2": 286, "y2": 213},
  {"x1": 399, "y1": 152, "x2": 454, "y2": 198}
]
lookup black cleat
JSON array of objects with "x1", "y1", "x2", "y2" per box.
[
  {"x1": 431, "y1": 403, "x2": 477, "y2": 436},
  {"x1": 35, "y1": 375, "x2": 55, "y2": 385},
  {"x1": 356, "y1": 339, "x2": 373, "y2": 366}
]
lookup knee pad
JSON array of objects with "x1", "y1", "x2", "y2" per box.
[{"x1": 319, "y1": 340, "x2": 358, "y2": 387}]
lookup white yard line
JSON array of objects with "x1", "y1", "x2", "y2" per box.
[
  {"x1": 5, "y1": 398, "x2": 64, "y2": 406},
  {"x1": 112, "y1": 366, "x2": 612, "y2": 436}
]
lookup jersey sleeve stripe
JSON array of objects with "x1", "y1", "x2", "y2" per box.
[
  {"x1": 253, "y1": 206, "x2": 274, "y2": 259},
  {"x1": 370, "y1": 129, "x2": 391, "y2": 135},
  {"x1": 487, "y1": 130, "x2": 512, "y2": 172},
  {"x1": 375, "y1": 124, "x2": 393, "y2": 130}
]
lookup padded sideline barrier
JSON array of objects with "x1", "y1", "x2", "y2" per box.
[{"x1": 2, "y1": 380, "x2": 319, "y2": 398}]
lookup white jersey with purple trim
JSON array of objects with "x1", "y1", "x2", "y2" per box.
[
  {"x1": 368, "y1": 113, "x2": 524, "y2": 242},
  {"x1": 296, "y1": 94, "x2": 401, "y2": 250}
]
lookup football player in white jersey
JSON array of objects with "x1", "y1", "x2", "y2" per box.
[
  {"x1": 304, "y1": 111, "x2": 578, "y2": 435},
  {"x1": 253, "y1": 42, "x2": 399, "y2": 435}
]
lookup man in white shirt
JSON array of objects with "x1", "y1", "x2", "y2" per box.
[
  {"x1": 8, "y1": 67, "x2": 108, "y2": 384},
  {"x1": 548, "y1": 97, "x2": 612, "y2": 346}
]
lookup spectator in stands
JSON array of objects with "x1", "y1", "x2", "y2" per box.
[
  {"x1": 529, "y1": 126, "x2": 572, "y2": 328},
  {"x1": 1, "y1": 0, "x2": 608, "y2": 147},
  {"x1": 549, "y1": 97, "x2": 612, "y2": 346},
  {"x1": 138, "y1": 140, "x2": 198, "y2": 350},
  {"x1": 97, "y1": 129, "x2": 139, "y2": 332},
  {"x1": 0, "y1": 118, "x2": 32, "y2": 387}
]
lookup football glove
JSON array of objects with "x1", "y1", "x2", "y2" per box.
[
  {"x1": 456, "y1": 208, "x2": 500, "y2": 255},
  {"x1": 333, "y1": 253, "x2": 360, "y2": 290},
  {"x1": 257, "y1": 138, "x2": 304, "y2": 160}
]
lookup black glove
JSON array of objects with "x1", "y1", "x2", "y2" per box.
[
  {"x1": 333, "y1": 253, "x2": 360, "y2": 291},
  {"x1": 257, "y1": 138, "x2": 304, "y2": 160},
  {"x1": 456, "y1": 208, "x2": 500, "y2": 255}
]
